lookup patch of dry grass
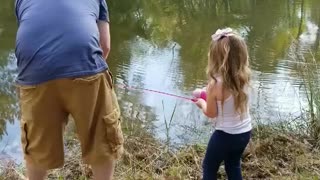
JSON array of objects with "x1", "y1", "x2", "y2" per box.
[
  {"x1": 242, "y1": 132, "x2": 320, "y2": 179},
  {"x1": 1, "y1": 124, "x2": 320, "y2": 180},
  {"x1": 0, "y1": 160, "x2": 25, "y2": 180}
]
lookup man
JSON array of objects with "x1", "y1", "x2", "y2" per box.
[{"x1": 15, "y1": 0, "x2": 123, "y2": 179}]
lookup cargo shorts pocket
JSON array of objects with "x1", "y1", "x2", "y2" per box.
[
  {"x1": 103, "y1": 108, "x2": 124, "y2": 153},
  {"x1": 20, "y1": 121, "x2": 29, "y2": 154},
  {"x1": 17, "y1": 85, "x2": 37, "y2": 102},
  {"x1": 72, "y1": 73, "x2": 102, "y2": 84},
  {"x1": 104, "y1": 70, "x2": 114, "y2": 89}
]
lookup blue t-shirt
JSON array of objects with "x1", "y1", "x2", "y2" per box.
[{"x1": 15, "y1": 0, "x2": 110, "y2": 85}]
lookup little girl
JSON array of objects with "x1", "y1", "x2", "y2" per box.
[{"x1": 194, "y1": 28, "x2": 252, "y2": 180}]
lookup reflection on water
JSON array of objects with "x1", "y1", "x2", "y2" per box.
[{"x1": 0, "y1": 0, "x2": 320, "y2": 163}]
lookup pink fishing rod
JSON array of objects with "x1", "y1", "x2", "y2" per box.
[{"x1": 117, "y1": 84, "x2": 196, "y2": 102}]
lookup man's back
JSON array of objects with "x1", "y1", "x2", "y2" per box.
[{"x1": 15, "y1": 0, "x2": 109, "y2": 85}]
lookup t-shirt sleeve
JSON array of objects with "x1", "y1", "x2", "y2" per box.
[
  {"x1": 99, "y1": 0, "x2": 110, "y2": 22},
  {"x1": 15, "y1": 0, "x2": 22, "y2": 22}
]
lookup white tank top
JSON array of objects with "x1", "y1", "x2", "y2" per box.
[{"x1": 213, "y1": 78, "x2": 252, "y2": 134}]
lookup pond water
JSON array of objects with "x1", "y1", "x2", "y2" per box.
[{"x1": 0, "y1": 0, "x2": 319, "y2": 164}]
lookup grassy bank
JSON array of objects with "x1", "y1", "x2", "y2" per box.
[
  {"x1": 1, "y1": 122, "x2": 319, "y2": 180},
  {"x1": 54, "y1": 125, "x2": 320, "y2": 179}
]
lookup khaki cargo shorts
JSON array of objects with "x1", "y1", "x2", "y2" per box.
[{"x1": 18, "y1": 70, "x2": 124, "y2": 169}]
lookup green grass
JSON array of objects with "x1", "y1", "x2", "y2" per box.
[{"x1": 291, "y1": 41, "x2": 320, "y2": 147}]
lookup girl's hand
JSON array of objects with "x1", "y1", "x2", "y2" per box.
[
  {"x1": 195, "y1": 80, "x2": 218, "y2": 118},
  {"x1": 195, "y1": 98, "x2": 206, "y2": 109}
]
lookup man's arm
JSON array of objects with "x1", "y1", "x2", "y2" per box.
[
  {"x1": 98, "y1": 21, "x2": 110, "y2": 60},
  {"x1": 98, "y1": 0, "x2": 110, "y2": 60}
]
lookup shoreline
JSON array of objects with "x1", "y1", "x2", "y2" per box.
[{"x1": 1, "y1": 124, "x2": 319, "y2": 180}]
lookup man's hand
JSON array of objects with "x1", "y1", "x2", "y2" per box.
[{"x1": 98, "y1": 21, "x2": 111, "y2": 60}]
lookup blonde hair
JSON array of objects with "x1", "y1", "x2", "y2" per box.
[{"x1": 206, "y1": 31, "x2": 251, "y2": 115}]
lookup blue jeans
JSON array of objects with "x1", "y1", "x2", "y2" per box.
[{"x1": 202, "y1": 130, "x2": 251, "y2": 180}]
